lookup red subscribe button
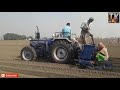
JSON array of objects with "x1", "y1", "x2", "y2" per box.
[{"x1": 1, "y1": 73, "x2": 19, "y2": 78}]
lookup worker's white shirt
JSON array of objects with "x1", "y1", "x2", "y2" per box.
[{"x1": 80, "y1": 21, "x2": 92, "y2": 30}]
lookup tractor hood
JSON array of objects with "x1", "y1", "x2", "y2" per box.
[{"x1": 30, "y1": 38, "x2": 53, "y2": 47}]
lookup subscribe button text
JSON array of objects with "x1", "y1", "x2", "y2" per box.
[{"x1": 1, "y1": 73, "x2": 19, "y2": 78}]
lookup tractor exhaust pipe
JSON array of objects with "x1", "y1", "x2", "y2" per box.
[{"x1": 36, "y1": 26, "x2": 40, "y2": 40}]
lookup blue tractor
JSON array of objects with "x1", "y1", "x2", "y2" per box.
[
  {"x1": 20, "y1": 26, "x2": 96, "y2": 64},
  {"x1": 20, "y1": 26, "x2": 77, "y2": 64},
  {"x1": 21, "y1": 26, "x2": 113, "y2": 70}
]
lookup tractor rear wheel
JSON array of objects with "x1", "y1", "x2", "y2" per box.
[
  {"x1": 20, "y1": 46, "x2": 37, "y2": 61},
  {"x1": 50, "y1": 40, "x2": 72, "y2": 64}
]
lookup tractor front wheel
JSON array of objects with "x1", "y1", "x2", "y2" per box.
[{"x1": 20, "y1": 46, "x2": 37, "y2": 61}]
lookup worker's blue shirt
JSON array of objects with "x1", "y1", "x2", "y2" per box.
[{"x1": 62, "y1": 26, "x2": 71, "y2": 38}]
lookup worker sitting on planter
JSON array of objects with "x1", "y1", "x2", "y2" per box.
[
  {"x1": 94, "y1": 42, "x2": 113, "y2": 70},
  {"x1": 78, "y1": 42, "x2": 112, "y2": 70}
]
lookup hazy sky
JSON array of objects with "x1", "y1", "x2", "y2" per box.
[{"x1": 0, "y1": 12, "x2": 120, "y2": 38}]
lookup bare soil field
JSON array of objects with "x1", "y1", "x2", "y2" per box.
[{"x1": 0, "y1": 40, "x2": 120, "y2": 78}]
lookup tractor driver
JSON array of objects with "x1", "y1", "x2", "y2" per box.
[
  {"x1": 62, "y1": 23, "x2": 71, "y2": 39},
  {"x1": 80, "y1": 17, "x2": 94, "y2": 44}
]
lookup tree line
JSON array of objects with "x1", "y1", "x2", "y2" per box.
[{"x1": 3, "y1": 33, "x2": 33, "y2": 40}]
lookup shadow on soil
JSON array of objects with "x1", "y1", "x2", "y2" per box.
[
  {"x1": 15, "y1": 55, "x2": 77, "y2": 68},
  {"x1": 14, "y1": 56, "x2": 120, "y2": 71}
]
